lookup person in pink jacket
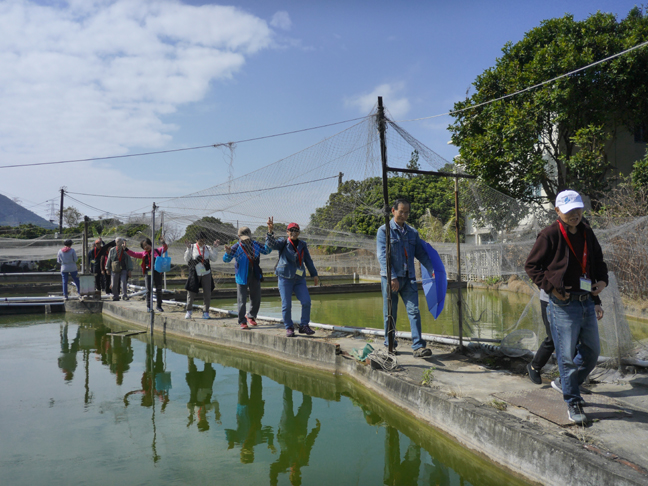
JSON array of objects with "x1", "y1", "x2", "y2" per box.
[{"x1": 126, "y1": 237, "x2": 168, "y2": 312}]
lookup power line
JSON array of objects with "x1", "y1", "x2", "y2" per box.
[
  {"x1": 0, "y1": 116, "x2": 369, "y2": 170},
  {"x1": 66, "y1": 175, "x2": 340, "y2": 201},
  {"x1": 396, "y1": 38, "x2": 648, "y2": 123}
]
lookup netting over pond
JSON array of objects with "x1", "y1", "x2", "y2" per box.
[{"x1": 1, "y1": 107, "x2": 645, "y2": 361}]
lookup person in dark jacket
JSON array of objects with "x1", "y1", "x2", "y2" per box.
[
  {"x1": 88, "y1": 239, "x2": 106, "y2": 295},
  {"x1": 183, "y1": 232, "x2": 220, "y2": 319},
  {"x1": 266, "y1": 218, "x2": 319, "y2": 337},
  {"x1": 525, "y1": 190, "x2": 607, "y2": 425}
]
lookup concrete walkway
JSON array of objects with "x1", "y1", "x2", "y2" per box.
[{"x1": 79, "y1": 298, "x2": 648, "y2": 486}]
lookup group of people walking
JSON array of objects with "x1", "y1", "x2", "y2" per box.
[
  {"x1": 57, "y1": 189, "x2": 607, "y2": 426},
  {"x1": 184, "y1": 219, "x2": 319, "y2": 338}
]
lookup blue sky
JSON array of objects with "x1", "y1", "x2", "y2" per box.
[{"x1": 0, "y1": 0, "x2": 642, "y2": 225}]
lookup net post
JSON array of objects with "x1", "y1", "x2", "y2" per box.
[
  {"x1": 150, "y1": 203, "x2": 157, "y2": 335},
  {"x1": 378, "y1": 96, "x2": 395, "y2": 353},
  {"x1": 454, "y1": 172, "x2": 464, "y2": 350}
]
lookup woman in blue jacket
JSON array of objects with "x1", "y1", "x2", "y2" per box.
[
  {"x1": 223, "y1": 227, "x2": 272, "y2": 329},
  {"x1": 265, "y1": 217, "x2": 319, "y2": 337}
]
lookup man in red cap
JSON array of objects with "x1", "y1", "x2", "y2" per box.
[{"x1": 266, "y1": 217, "x2": 320, "y2": 337}]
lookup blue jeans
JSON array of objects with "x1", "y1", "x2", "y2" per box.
[
  {"x1": 381, "y1": 277, "x2": 425, "y2": 350},
  {"x1": 61, "y1": 271, "x2": 80, "y2": 298},
  {"x1": 278, "y1": 277, "x2": 311, "y2": 330},
  {"x1": 549, "y1": 294, "x2": 600, "y2": 404}
]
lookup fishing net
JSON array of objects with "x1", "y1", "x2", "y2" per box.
[{"x1": 0, "y1": 105, "x2": 645, "y2": 363}]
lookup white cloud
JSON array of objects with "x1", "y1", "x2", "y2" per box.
[
  {"x1": 0, "y1": 0, "x2": 275, "y2": 216},
  {"x1": 345, "y1": 83, "x2": 411, "y2": 119},
  {"x1": 270, "y1": 11, "x2": 291, "y2": 30}
]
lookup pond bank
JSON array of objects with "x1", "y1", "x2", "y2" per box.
[{"x1": 90, "y1": 298, "x2": 648, "y2": 486}]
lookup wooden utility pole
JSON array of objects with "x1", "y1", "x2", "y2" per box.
[{"x1": 59, "y1": 188, "x2": 65, "y2": 235}]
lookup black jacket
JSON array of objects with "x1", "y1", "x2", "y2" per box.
[{"x1": 525, "y1": 219, "x2": 608, "y2": 305}]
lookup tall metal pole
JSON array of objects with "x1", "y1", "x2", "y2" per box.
[
  {"x1": 454, "y1": 175, "x2": 464, "y2": 349},
  {"x1": 83, "y1": 216, "x2": 89, "y2": 274},
  {"x1": 160, "y1": 211, "x2": 166, "y2": 291},
  {"x1": 150, "y1": 203, "x2": 157, "y2": 335},
  {"x1": 378, "y1": 97, "x2": 395, "y2": 353},
  {"x1": 59, "y1": 188, "x2": 65, "y2": 235}
]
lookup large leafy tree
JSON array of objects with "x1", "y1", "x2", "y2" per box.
[{"x1": 449, "y1": 8, "x2": 648, "y2": 204}]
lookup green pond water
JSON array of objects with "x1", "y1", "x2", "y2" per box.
[
  {"x1": 0, "y1": 314, "x2": 531, "y2": 486},
  {"x1": 212, "y1": 288, "x2": 648, "y2": 343}
]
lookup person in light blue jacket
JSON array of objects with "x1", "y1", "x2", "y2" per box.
[
  {"x1": 377, "y1": 198, "x2": 435, "y2": 357},
  {"x1": 223, "y1": 227, "x2": 272, "y2": 329},
  {"x1": 266, "y1": 217, "x2": 319, "y2": 337},
  {"x1": 57, "y1": 239, "x2": 81, "y2": 300}
]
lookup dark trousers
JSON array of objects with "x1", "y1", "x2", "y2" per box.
[
  {"x1": 237, "y1": 274, "x2": 261, "y2": 324},
  {"x1": 144, "y1": 270, "x2": 164, "y2": 309},
  {"x1": 531, "y1": 300, "x2": 553, "y2": 370}
]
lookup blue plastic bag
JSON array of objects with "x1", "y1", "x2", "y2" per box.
[{"x1": 154, "y1": 250, "x2": 171, "y2": 273}]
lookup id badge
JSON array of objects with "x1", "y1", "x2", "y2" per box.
[
  {"x1": 90, "y1": 260, "x2": 96, "y2": 265},
  {"x1": 295, "y1": 268, "x2": 304, "y2": 277},
  {"x1": 580, "y1": 277, "x2": 592, "y2": 292}
]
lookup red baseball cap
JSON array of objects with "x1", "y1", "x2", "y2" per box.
[{"x1": 287, "y1": 223, "x2": 300, "y2": 231}]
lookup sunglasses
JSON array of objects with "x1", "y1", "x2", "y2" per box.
[{"x1": 288, "y1": 229, "x2": 300, "y2": 233}]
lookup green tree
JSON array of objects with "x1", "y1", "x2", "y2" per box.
[
  {"x1": 631, "y1": 149, "x2": 648, "y2": 189},
  {"x1": 182, "y1": 216, "x2": 237, "y2": 244},
  {"x1": 449, "y1": 8, "x2": 648, "y2": 204},
  {"x1": 57, "y1": 206, "x2": 82, "y2": 228},
  {"x1": 405, "y1": 150, "x2": 420, "y2": 179},
  {"x1": 308, "y1": 171, "x2": 455, "y2": 240}
]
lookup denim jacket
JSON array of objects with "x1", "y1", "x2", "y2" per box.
[
  {"x1": 377, "y1": 220, "x2": 433, "y2": 279},
  {"x1": 222, "y1": 241, "x2": 272, "y2": 285},
  {"x1": 266, "y1": 233, "x2": 318, "y2": 280}
]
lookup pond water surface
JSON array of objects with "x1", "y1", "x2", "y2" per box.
[{"x1": 0, "y1": 314, "x2": 531, "y2": 486}]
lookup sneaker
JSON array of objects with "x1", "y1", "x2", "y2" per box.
[
  {"x1": 112, "y1": 297, "x2": 120, "y2": 301},
  {"x1": 286, "y1": 328, "x2": 295, "y2": 337},
  {"x1": 413, "y1": 348, "x2": 432, "y2": 358},
  {"x1": 551, "y1": 377, "x2": 562, "y2": 393},
  {"x1": 240, "y1": 322, "x2": 249, "y2": 330},
  {"x1": 527, "y1": 363, "x2": 542, "y2": 385},
  {"x1": 247, "y1": 317, "x2": 258, "y2": 327},
  {"x1": 298, "y1": 325, "x2": 315, "y2": 335},
  {"x1": 203, "y1": 312, "x2": 210, "y2": 319},
  {"x1": 123, "y1": 295, "x2": 130, "y2": 301},
  {"x1": 567, "y1": 402, "x2": 588, "y2": 425},
  {"x1": 156, "y1": 307, "x2": 164, "y2": 313},
  {"x1": 185, "y1": 311, "x2": 192, "y2": 319}
]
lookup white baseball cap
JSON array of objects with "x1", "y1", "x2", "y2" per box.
[{"x1": 555, "y1": 190, "x2": 584, "y2": 213}]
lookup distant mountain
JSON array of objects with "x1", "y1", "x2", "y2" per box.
[{"x1": 0, "y1": 193, "x2": 57, "y2": 228}]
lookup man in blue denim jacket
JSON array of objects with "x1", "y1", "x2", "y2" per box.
[
  {"x1": 266, "y1": 217, "x2": 320, "y2": 337},
  {"x1": 377, "y1": 199, "x2": 434, "y2": 357}
]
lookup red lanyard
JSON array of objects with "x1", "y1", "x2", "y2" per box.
[
  {"x1": 289, "y1": 239, "x2": 304, "y2": 266},
  {"x1": 93, "y1": 248, "x2": 98, "y2": 259},
  {"x1": 197, "y1": 244, "x2": 205, "y2": 262},
  {"x1": 558, "y1": 221, "x2": 588, "y2": 276},
  {"x1": 240, "y1": 244, "x2": 255, "y2": 265}
]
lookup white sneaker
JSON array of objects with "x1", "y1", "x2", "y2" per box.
[
  {"x1": 202, "y1": 312, "x2": 210, "y2": 319},
  {"x1": 185, "y1": 311, "x2": 192, "y2": 319}
]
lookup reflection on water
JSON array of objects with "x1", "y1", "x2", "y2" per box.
[{"x1": 0, "y1": 315, "x2": 530, "y2": 486}]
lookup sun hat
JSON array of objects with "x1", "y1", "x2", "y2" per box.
[
  {"x1": 555, "y1": 190, "x2": 584, "y2": 213},
  {"x1": 238, "y1": 226, "x2": 251, "y2": 241}
]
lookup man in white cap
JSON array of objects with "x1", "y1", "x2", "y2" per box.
[{"x1": 525, "y1": 190, "x2": 608, "y2": 425}]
